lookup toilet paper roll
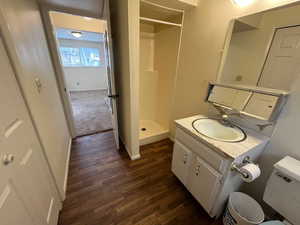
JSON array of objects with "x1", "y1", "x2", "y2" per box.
[{"x1": 240, "y1": 163, "x2": 261, "y2": 183}]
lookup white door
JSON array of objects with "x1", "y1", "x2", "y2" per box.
[
  {"x1": 172, "y1": 141, "x2": 192, "y2": 185},
  {"x1": 187, "y1": 156, "x2": 222, "y2": 214},
  {"x1": 258, "y1": 26, "x2": 300, "y2": 90},
  {"x1": 0, "y1": 36, "x2": 61, "y2": 225},
  {"x1": 104, "y1": 29, "x2": 119, "y2": 148},
  {"x1": 0, "y1": 0, "x2": 70, "y2": 198}
]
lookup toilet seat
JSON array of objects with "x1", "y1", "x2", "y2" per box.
[{"x1": 260, "y1": 221, "x2": 284, "y2": 225}]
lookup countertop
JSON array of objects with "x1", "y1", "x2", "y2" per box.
[{"x1": 175, "y1": 115, "x2": 270, "y2": 159}]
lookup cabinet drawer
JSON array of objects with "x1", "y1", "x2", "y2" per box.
[{"x1": 175, "y1": 127, "x2": 226, "y2": 173}]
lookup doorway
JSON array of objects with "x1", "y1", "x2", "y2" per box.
[
  {"x1": 46, "y1": 11, "x2": 119, "y2": 140},
  {"x1": 258, "y1": 25, "x2": 300, "y2": 91}
]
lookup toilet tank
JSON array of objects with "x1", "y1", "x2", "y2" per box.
[{"x1": 263, "y1": 156, "x2": 300, "y2": 225}]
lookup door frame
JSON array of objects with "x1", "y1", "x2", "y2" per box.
[
  {"x1": 256, "y1": 24, "x2": 300, "y2": 86},
  {"x1": 40, "y1": 5, "x2": 118, "y2": 139},
  {"x1": 40, "y1": 7, "x2": 77, "y2": 138}
]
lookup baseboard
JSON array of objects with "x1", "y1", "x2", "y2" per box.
[
  {"x1": 119, "y1": 136, "x2": 141, "y2": 160},
  {"x1": 130, "y1": 153, "x2": 141, "y2": 160},
  {"x1": 69, "y1": 88, "x2": 107, "y2": 92},
  {"x1": 63, "y1": 138, "x2": 72, "y2": 199}
]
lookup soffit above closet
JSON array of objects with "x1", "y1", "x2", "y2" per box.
[{"x1": 38, "y1": 0, "x2": 105, "y2": 18}]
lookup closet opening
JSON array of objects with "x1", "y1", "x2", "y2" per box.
[{"x1": 139, "y1": 0, "x2": 184, "y2": 145}]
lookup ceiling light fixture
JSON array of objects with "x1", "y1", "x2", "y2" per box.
[
  {"x1": 231, "y1": 0, "x2": 254, "y2": 7},
  {"x1": 71, "y1": 31, "x2": 83, "y2": 38}
]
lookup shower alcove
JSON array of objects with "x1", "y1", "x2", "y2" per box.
[{"x1": 139, "y1": 1, "x2": 184, "y2": 145}]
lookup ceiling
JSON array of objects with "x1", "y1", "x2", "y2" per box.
[
  {"x1": 39, "y1": 0, "x2": 105, "y2": 17},
  {"x1": 39, "y1": 0, "x2": 197, "y2": 19}
]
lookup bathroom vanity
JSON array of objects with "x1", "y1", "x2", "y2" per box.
[
  {"x1": 171, "y1": 115, "x2": 269, "y2": 217},
  {"x1": 171, "y1": 5, "x2": 295, "y2": 218}
]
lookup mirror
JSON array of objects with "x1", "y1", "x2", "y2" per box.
[{"x1": 219, "y1": 4, "x2": 300, "y2": 91}]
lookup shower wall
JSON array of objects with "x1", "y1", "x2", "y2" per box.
[
  {"x1": 140, "y1": 24, "x2": 157, "y2": 122},
  {"x1": 154, "y1": 26, "x2": 181, "y2": 129},
  {"x1": 139, "y1": 22, "x2": 181, "y2": 132}
]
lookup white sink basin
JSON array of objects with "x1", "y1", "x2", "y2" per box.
[{"x1": 192, "y1": 118, "x2": 246, "y2": 142}]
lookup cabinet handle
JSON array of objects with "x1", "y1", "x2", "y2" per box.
[{"x1": 3, "y1": 154, "x2": 14, "y2": 166}]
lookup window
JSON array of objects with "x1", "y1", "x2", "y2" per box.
[
  {"x1": 60, "y1": 47, "x2": 81, "y2": 67},
  {"x1": 59, "y1": 46, "x2": 103, "y2": 67}
]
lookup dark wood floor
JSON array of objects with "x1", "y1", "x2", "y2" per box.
[{"x1": 58, "y1": 131, "x2": 223, "y2": 225}]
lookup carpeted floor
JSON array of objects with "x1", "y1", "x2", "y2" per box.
[{"x1": 70, "y1": 90, "x2": 113, "y2": 136}]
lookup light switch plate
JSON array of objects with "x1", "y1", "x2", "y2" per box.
[{"x1": 34, "y1": 77, "x2": 42, "y2": 93}]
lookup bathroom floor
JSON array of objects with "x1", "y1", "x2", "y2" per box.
[
  {"x1": 58, "y1": 131, "x2": 222, "y2": 225},
  {"x1": 70, "y1": 90, "x2": 113, "y2": 136}
]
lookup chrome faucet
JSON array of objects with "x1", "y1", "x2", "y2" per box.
[{"x1": 212, "y1": 103, "x2": 240, "y2": 126}]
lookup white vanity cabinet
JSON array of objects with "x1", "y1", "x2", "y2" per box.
[
  {"x1": 186, "y1": 156, "x2": 223, "y2": 213},
  {"x1": 172, "y1": 115, "x2": 269, "y2": 218},
  {"x1": 172, "y1": 127, "x2": 230, "y2": 217},
  {"x1": 171, "y1": 141, "x2": 192, "y2": 185}
]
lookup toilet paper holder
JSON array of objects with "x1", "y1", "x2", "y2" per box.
[{"x1": 231, "y1": 156, "x2": 253, "y2": 179}]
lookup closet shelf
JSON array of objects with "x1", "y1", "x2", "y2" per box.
[
  {"x1": 140, "y1": 0, "x2": 183, "y2": 24},
  {"x1": 140, "y1": 17, "x2": 182, "y2": 28}
]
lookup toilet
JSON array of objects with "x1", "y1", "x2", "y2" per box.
[{"x1": 260, "y1": 156, "x2": 300, "y2": 225}]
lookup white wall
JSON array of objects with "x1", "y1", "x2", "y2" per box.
[
  {"x1": 0, "y1": 0, "x2": 71, "y2": 198},
  {"x1": 140, "y1": 24, "x2": 157, "y2": 122},
  {"x1": 171, "y1": 0, "x2": 300, "y2": 137},
  {"x1": 63, "y1": 67, "x2": 107, "y2": 91},
  {"x1": 139, "y1": 69, "x2": 158, "y2": 121},
  {"x1": 171, "y1": 0, "x2": 300, "y2": 213},
  {"x1": 155, "y1": 26, "x2": 181, "y2": 129},
  {"x1": 58, "y1": 39, "x2": 108, "y2": 91},
  {"x1": 50, "y1": 11, "x2": 107, "y2": 33},
  {"x1": 110, "y1": 0, "x2": 140, "y2": 160}
]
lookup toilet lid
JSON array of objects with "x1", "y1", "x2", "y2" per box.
[{"x1": 260, "y1": 221, "x2": 285, "y2": 225}]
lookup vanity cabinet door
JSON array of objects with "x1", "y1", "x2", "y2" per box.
[
  {"x1": 172, "y1": 141, "x2": 192, "y2": 185},
  {"x1": 187, "y1": 156, "x2": 222, "y2": 214}
]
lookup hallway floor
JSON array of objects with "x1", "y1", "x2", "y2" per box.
[
  {"x1": 70, "y1": 90, "x2": 113, "y2": 136},
  {"x1": 59, "y1": 131, "x2": 222, "y2": 225}
]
